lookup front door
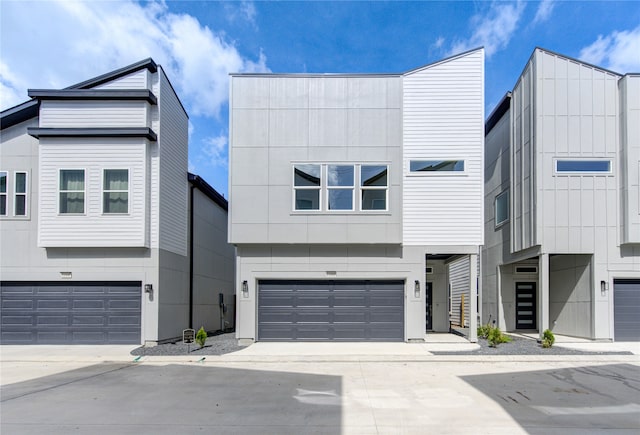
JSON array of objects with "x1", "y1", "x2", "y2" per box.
[
  {"x1": 515, "y1": 282, "x2": 536, "y2": 330},
  {"x1": 425, "y1": 282, "x2": 433, "y2": 331}
]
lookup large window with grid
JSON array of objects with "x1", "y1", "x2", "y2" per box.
[
  {"x1": 59, "y1": 169, "x2": 85, "y2": 214},
  {"x1": 103, "y1": 169, "x2": 129, "y2": 214}
]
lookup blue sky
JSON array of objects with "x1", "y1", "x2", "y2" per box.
[{"x1": 1, "y1": 1, "x2": 639, "y2": 197}]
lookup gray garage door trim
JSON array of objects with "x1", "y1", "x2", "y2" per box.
[
  {"x1": 258, "y1": 279, "x2": 405, "y2": 342},
  {"x1": 0, "y1": 281, "x2": 142, "y2": 345},
  {"x1": 613, "y1": 279, "x2": 640, "y2": 342}
]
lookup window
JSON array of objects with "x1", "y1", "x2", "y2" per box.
[
  {"x1": 59, "y1": 169, "x2": 85, "y2": 214},
  {"x1": 410, "y1": 160, "x2": 465, "y2": 172},
  {"x1": 361, "y1": 165, "x2": 388, "y2": 210},
  {"x1": 495, "y1": 189, "x2": 509, "y2": 227},
  {"x1": 103, "y1": 169, "x2": 129, "y2": 214},
  {"x1": 555, "y1": 159, "x2": 611, "y2": 173},
  {"x1": 327, "y1": 165, "x2": 354, "y2": 210},
  {"x1": 0, "y1": 171, "x2": 6, "y2": 216},
  {"x1": 294, "y1": 164, "x2": 321, "y2": 210},
  {"x1": 14, "y1": 172, "x2": 27, "y2": 216},
  {"x1": 515, "y1": 266, "x2": 538, "y2": 274}
]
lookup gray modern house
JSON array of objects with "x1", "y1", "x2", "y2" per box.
[
  {"x1": 483, "y1": 48, "x2": 640, "y2": 341},
  {"x1": 0, "y1": 59, "x2": 235, "y2": 345},
  {"x1": 229, "y1": 48, "x2": 485, "y2": 342}
]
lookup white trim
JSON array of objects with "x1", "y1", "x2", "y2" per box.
[
  {"x1": 360, "y1": 164, "x2": 389, "y2": 212},
  {"x1": 13, "y1": 171, "x2": 28, "y2": 217},
  {"x1": 326, "y1": 164, "x2": 355, "y2": 212},
  {"x1": 554, "y1": 158, "x2": 613, "y2": 175},
  {"x1": 58, "y1": 168, "x2": 86, "y2": 215},
  {"x1": 102, "y1": 168, "x2": 131, "y2": 215}
]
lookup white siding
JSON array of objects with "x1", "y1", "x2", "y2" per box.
[
  {"x1": 449, "y1": 256, "x2": 471, "y2": 327},
  {"x1": 37, "y1": 137, "x2": 148, "y2": 247},
  {"x1": 402, "y1": 49, "x2": 484, "y2": 245},
  {"x1": 40, "y1": 101, "x2": 150, "y2": 128},
  {"x1": 94, "y1": 69, "x2": 150, "y2": 90},
  {"x1": 619, "y1": 75, "x2": 640, "y2": 244},
  {"x1": 157, "y1": 68, "x2": 188, "y2": 256}
]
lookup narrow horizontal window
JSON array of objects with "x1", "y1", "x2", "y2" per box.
[
  {"x1": 0, "y1": 171, "x2": 6, "y2": 216},
  {"x1": 495, "y1": 189, "x2": 509, "y2": 227},
  {"x1": 515, "y1": 266, "x2": 538, "y2": 274},
  {"x1": 555, "y1": 160, "x2": 611, "y2": 173},
  {"x1": 103, "y1": 169, "x2": 129, "y2": 214},
  {"x1": 410, "y1": 160, "x2": 464, "y2": 172},
  {"x1": 59, "y1": 169, "x2": 85, "y2": 214}
]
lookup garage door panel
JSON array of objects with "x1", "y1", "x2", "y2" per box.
[
  {"x1": 614, "y1": 279, "x2": 640, "y2": 342},
  {"x1": 258, "y1": 280, "x2": 404, "y2": 342},
  {"x1": 0, "y1": 282, "x2": 141, "y2": 344}
]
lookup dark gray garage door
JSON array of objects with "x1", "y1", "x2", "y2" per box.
[
  {"x1": 614, "y1": 279, "x2": 640, "y2": 341},
  {"x1": 258, "y1": 280, "x2": 404, "y2": 341},
  {"x1": 0, "y1": 282, "x2": 141, "y2": 344}
]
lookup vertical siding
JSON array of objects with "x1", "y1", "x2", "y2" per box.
[
  {"x1": 511, "y1": 61, "x2": 536, "y2": 252},
  {"x1": 449, "y1": 256, "x2": 470, "y2": 327},
  {"x1": 40, "y1": 101, "x2": 150, "y2": 128},
  {"x1": 37, "y1": 138, "x2": 147, "y2": 247},
  {"x1": 95, "y1": 70, "x2": 150, "y2": 90},
  {"x1": 157, "y1": 68, "x2": 188, "y2": 256},
  {"x1": 402, "y1": 49, "x2": 484, "y2": 245},
  {"x1": 619, "y1": 75, "x2": 640, "y2": 243}
]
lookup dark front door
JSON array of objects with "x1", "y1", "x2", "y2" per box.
[
  {"x1": 515, "y1": 282, "x2": 536, "y2": 330},
  {"x1": 425, "y1": 282, "x2": 433, "y2": 331},
  {"x1": 613, "y1": 279, "x2": 640, "y2": 341}
]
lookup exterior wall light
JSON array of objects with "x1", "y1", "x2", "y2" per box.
[
  {"x1": 600, "y1": 280, "x2": 608, "y2": 295},
  {"x1": 414, "y1": 280, "x2": 420, "y2": 298},
  {"x1": 242, "y1": 280, "x2": 249, "y2": 298},
  {"x1": 144, "y1": 284, "x2": 153, "y2": 293}
]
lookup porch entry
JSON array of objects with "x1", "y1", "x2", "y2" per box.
[
  {"x1": 515, "y1": 282, "x2": 536, "y2": 330},
  {"x1": 425, "y1": 282, "x2": 433, "y2": 331}
]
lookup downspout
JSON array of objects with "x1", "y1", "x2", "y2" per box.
[{"x1": 189, "y1": 183, "x2": 195, "y2": 329}]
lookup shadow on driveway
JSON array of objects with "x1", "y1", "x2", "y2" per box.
[
  {"x1": 461, "y1": 363, "x2": 640, "y2": 433},
  {"x1": 1, "y1": 363, "x2": 343, "y2": 434}
]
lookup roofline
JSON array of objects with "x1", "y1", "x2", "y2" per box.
[
  {"x1": 403, "y1": 47, "x2": 484, "y2": 75},
  {"x1": 27, "y1": 89, "x2": 158, "y2": 105},
  {"x1": 188, "y1": 173, "x2": 228, "y2": 211},
  {"x1": 485, "y1": 92, "x2": 511, "y2": 136},
  {"x1": 157, "y1": 66, "x2": 189, "y2": 119},
  {"x1": 534, "y1": 46, "x2": 622, "y2": 77},
  {"x1": 0, "y1": 100, "x2": 39, "y2": 130},
  {"x1": 66, "y1": 58, "x2": 158, "y2": 90}
]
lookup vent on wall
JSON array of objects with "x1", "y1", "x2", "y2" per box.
[
  {"x1": 515, "y1": 266, "x2": 538, "y2": 274},
  {"x1": 426, "y1": 267, "x2": 434, "y2": 274}
]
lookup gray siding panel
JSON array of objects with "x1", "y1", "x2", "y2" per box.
[
  {"x1": 258, "y1": 280, "x2": 404, "y2": 341},
  {"x1": 0, "y1": 282, "x2": 141, "y2": 344}
]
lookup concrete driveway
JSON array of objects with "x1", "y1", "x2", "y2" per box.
[{"x1": 1, "y1": 347, "x2": 639, "y2": 434}]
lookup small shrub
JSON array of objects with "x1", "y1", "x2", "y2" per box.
[
  {"x1": 542, "y1": 329, "x2": 555, "y2": 348},
  {"x1": 195, "y1": 327, "x2": 207, "y2": 348},
  {"x1": 487, "y1": 327, "x2": 511, "y2": 347},
  {"x1": 477, "y1": 324, "x2": 491, "y2": 339}
]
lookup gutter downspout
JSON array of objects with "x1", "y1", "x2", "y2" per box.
[{"x1": 189, "y1": 183, "x2": 195, "y2": 329}]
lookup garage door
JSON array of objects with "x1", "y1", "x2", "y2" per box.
[
  {"x1": 0, "y1": 282, "x2": 141, "y2": 344},
  {"x1": 614, "y1": 279, "x2": 640, "y2": 341},
  {"x1": 258, "y1": 280, "x2": 404, "y2": 341}
]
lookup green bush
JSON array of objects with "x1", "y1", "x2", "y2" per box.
[
  {"x1": 487, "y1": 327, "x2": 511, "y2": 347},
  {"x1": 542, "y1": 329, "x2": 555, "y2": 348},
  {"x1": 195, "y1": 327, "x2": 207, "y2": 348},
  {"x1": 477, "y1": 323, "x2": 492, "y2": 339}
]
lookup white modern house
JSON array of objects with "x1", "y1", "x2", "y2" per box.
[
  {"x1": 483, "y1": 48, "x2": 640, "y2": 341},
  {"x1": 0, "y1": 59, "x2": 235, "y2": 345},
  {"x1": 229, "y1": 48, "x2": 485, "y2": 342}
]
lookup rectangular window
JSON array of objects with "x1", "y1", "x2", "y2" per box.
[
  {"x1": 294, "y1": 164, "x2": 321, "y2": 210},
  {"x1": 410, "y1": 160, "x2": 465, "y2": 172},
  {"x1": 555, "y1": 159, "x2": 611, "y2": 173},
  {"x1": 361, "y1": 165, "x2": 388, "y2": 211},
  {"x1": 14, "y1": 172, "x2": 27, "y2": 216},
  {"x1": 495, "y1": 189, "x2": 509, "y2": 227},
  {"x1": 59, "y1": 169, "x2": 85, "y2": 214},
  {"x1": 103, "y1": 169, "x2": 129, "y2": 214},
  {"x1": 0, "y1": 171, "x2": 6, "y2": 216},
  {"x1": 327, "y1": 165, "x2": 354, "y2": 210}
]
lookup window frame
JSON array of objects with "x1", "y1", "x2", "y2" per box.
[
  {"x1": 407, "y1": 159, "x2": 466, "y2": 175},
  {"x1": 293, "y1": 164, "x2": 322, "y2": 211},
  {"x1": 494, "y1": 189, "x2": 509, "y2": 228},
  {"x1": 326, "y1": 164, "x2": 355, "y2": 212},
  {"x1": 554, "y1": 158, "x2": 613, "y2": 175},
  {"x1": 13, "y1": 171, "x2": 28, "y2": 217},
  {"x1": 58, "y1": 168, "x2": 86, "y2": 215},
  {"x1": 0, "y1": 171, "x2": 7, "y2": 216},
  {"x1": 102, "y1": 168, "x2": 130, "y2": 215},
  {"x1": 359, "y1": 164, "x2": 389, "y2": 212}
]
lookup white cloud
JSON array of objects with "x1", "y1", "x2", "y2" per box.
[
  {"x1": 202, "y1": 134, "x2": 228, "y2": 168},
  {"x1": 0, "y1": 0, "x2": 269, "y2": 115},
  {"x1": 579, "y1": 25, "x2": 640, "y2": 73},
  {"x1": 449, "y1": 1, "x2": 526, "y2": 58},
  {"x1": 532, "y1": 0, "x2": 555, "y2": 25},
  {"x1": 224, "y1": 1, "x2": 258, "y2": 28},
  {"x1": 433, "y1": 36, "x2": 445, "y2": 50}
]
